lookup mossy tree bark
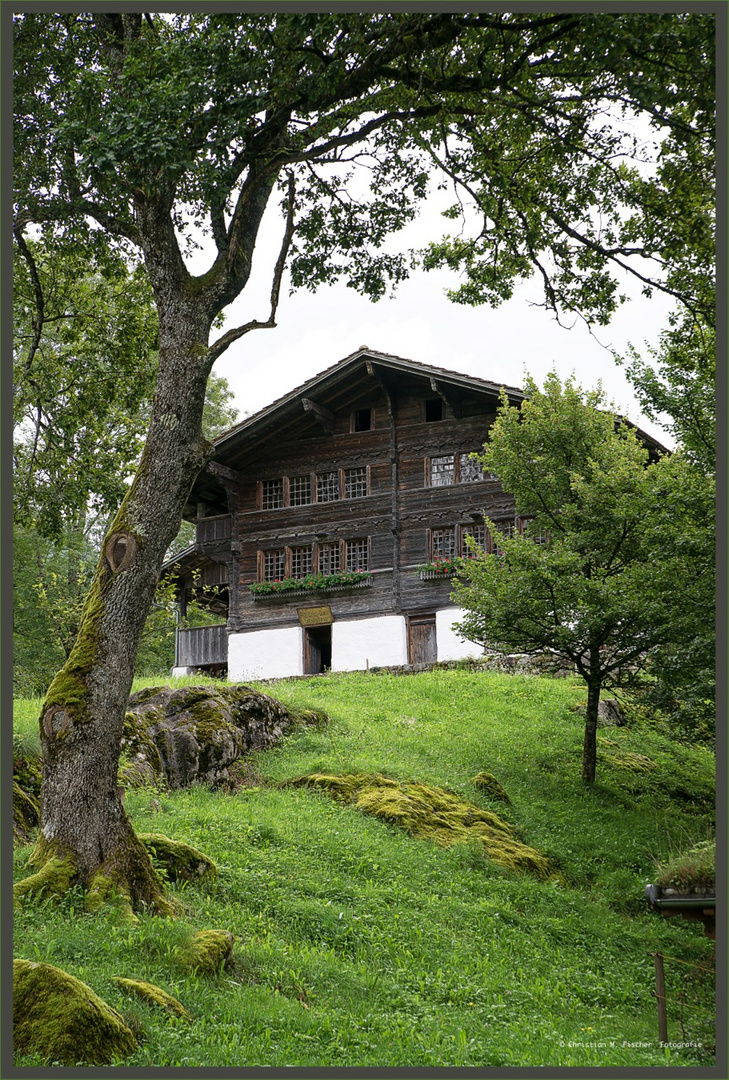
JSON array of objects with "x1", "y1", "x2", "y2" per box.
[{"x1": 31, "y1": 287, "x2": 216, "y2": 911}]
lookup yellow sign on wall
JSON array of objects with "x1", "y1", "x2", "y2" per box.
[{"x1": 298, "y1": 606, "x2": 333, "y2": 627}]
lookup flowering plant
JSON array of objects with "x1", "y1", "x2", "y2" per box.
[
  {"x1": 417, "y1": 554, "x2": 480, "y2": 576},
  {"x1": 250, "y1": 569, "x2": 372, "y2": 595}
]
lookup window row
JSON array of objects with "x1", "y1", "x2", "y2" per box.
[
  {"x1": 260, "y1": 537, "x2": 370, "y2": 581},
  {"x1": 260, "y1": 467, "x2": 369, "y2": 509},
  {"x1": 428, "y1": 452, "x2": 493, "y2": 487},
  {"x1": 427, "y1": 518, "x2": 545, "y2": 561},
  {"x1": 257, "y1": 452, "x2": 493, "y2": 510}
]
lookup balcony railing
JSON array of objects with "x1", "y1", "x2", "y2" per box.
[
  {"x1": 196, "y1": 515, "x2": 232, "y2": 545},
  {"x1": 176, "y1": 623, "x2": 228, "y2": 667}
]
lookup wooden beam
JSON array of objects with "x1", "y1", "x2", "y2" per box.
[
  {"x1": 302, "y1": 397, "x2": 335, "y2": 434},
  {"x1": 430, "y1": 378, "x2": 462, "y2": 418},
  {"x1": 207, "y1": 460, "x2": 241, "y2": 484}
]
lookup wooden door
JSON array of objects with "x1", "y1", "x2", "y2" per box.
[
  {"x1": 304, "y1": 626, "x2": 332, "y2": 674},
  {"x1": 408, "y1": 615, "x2": 437, "y2": 666}
]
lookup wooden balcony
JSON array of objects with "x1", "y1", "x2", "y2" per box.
[
  {"x1": 196, "y1": 514, "x2": 232, "y2": 545},
  {"x1": 176, "y1": 623, "x2": 228, "y2": 668}
]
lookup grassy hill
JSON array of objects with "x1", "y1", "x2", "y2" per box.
[{"x1": 13, "y1": 669, "x2": 716, "y2": 1068}]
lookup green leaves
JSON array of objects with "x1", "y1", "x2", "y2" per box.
[
  {"x1": 14, "y1": 11, "x2": 715, "y2": 326},
  {"x1": 454, "y1": 374, "x2": 713, "y2": 754}
]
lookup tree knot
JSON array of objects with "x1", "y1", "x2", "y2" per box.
[{"x1": 105, "y1": 531, "x2": 137, "y2": 574}]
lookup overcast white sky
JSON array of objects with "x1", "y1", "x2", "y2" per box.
[{"x1": 207, "y1": 185, "x2": 676, "y2": 448}]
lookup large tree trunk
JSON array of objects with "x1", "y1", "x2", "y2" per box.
[{"x1": 20, "y1": 297, "x2": 214, "y2": 914}]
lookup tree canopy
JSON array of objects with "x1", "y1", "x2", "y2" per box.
[
  {"x1": 14, "y1": 11, "x2": 715, "y2": 331},
  {"x1": 452, "y1": 375, "x2": 711, "y2": 782}
]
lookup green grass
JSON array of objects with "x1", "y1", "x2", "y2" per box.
[{"x1": 14, "y1": 669, "x2": 716, "y2": 1068}]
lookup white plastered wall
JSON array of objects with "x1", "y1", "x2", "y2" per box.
[
  {"x1": 435, "y1": 607, "x2": 482, "y2": 662},
  {"x1": 331, "y1": 615, "x2": 408, "y2": 672},
  {"x1": 228, "y1": 626, "x2": 303, "y2": 681}
]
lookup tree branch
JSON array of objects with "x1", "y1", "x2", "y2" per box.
[
  {"x1": 207, "y1": 172, "x2": 296, "y2": 366},
  {"x1": 13, "y1": 226, "x2": 45, "y2": 377}
]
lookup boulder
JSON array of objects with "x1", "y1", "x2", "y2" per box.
[
  {"x1": 13, "y1": 959, "x2": 137, "y2": 1066},
  {"x1": 121, "y1": 684, "x2": 326, "y2": 790},
  {"x1": 597, "y1": 698, "x2": 626, "y2": 727},
  {"x1": 179, "y1": 929, "x2": 235, "y2": 974}
]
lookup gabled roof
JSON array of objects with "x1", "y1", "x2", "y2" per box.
[
  {"x1": 186, "y1": 347, "x2": 667, "y2": 516},
  {"x1": 212, "y1": 347, "x2": 525, "y2": 455}
]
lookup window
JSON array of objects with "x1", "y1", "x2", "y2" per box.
[
  {"x1": 490, "y1": 521, "x2": 514, "y2": 555},
  {"x1": 318, "y1": 542, "x2": 341, "y2": 575},
  {"x1": 518, "y1": 517, "x2": 548, "y2": 544},
  {"x1": 316, "y1": 471, "x2": 340, "y2": 502},
  {"x1": 428, "y1": 452, "x2": 491, "y2": 487},
  {"x1": 344, "y1": 466, "x2": 368, "y2": 499},
  {"x1": 459, "y1": 452, "x2": 487, "y2": 483},
  {"x1": 430, "y1": 455, "x2": 455, "y2": 487},
  {"x1": 346, "y1": 538, "x2": 369, "y2": 572},
  {"x1": 263, "y1": 548, "x2": 286, "y2": 581},
  {"x1": 291, "y1": 546, "x2": 313, "y2": 578},
  {"x1": 461, "y1": 523, "x2": 486, "y2": 555},
  {"x1": 289, "y1": 475, "x2": 312, "y2": 507},
  {"x1": 425, "y1": 398, "x2": 444, "y2": 422},
  {"x1": 431, "y1": 527, "x2": 457, "y2": 559},
  {"x1": 258, "y1": 538, "x2": 370, "y2": 582},
  {"x1": 353, "y1": 408, "x2": 373, "y2": 432},
  {"x1": 262, "y1": 478, "x2": 284, "y2": 509}
]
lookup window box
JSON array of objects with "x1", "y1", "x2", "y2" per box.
[
  {"x1": 418, "y1": 554, "x2": 480, "y2": 579},
  {"x1": 250, "y1": 570, "x2": 373, "y2": 600}
]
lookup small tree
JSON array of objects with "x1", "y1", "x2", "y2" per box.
[{"x1": 453, "y1": 375, "x2": 693, "y2": 783}]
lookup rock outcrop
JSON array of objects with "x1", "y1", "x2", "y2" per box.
[{"x1": 121, "y1": 684, "x2": 326, "y2": 789}]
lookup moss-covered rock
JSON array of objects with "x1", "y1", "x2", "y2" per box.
[
  {"x1": 113, "y1": 977, "x2": 192, "y2": 1020},
  {"x1": 13, "y1": 781, "x2": 40, "y2": 844},
  {"x1": 13, "y1": 959, "x2": 137, "y2": 1066},
  {"x1": 138, "y1": 833, "x2": 217, "y2": 882},
  {"x1": 471, "y1": 772, "x2": 512, "y2": 804},
  {"x1": 179, "y1": 929, "x2": 235, "y2": 974},
  {"x1": 121, "y1": 684, "x2": 328, "y2": 790},
  {"x1": 285, "y1": 773, "x2": 555, "y2": 879}
]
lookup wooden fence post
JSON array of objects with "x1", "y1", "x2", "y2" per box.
[{"x1": 654, "y1": 952, "x2": 668, "y2": 1044}]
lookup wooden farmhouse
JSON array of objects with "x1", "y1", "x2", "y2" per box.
[{"x1": 165, "y1": 348, "x2": 659, "y2": 681}]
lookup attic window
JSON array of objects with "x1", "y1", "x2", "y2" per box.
[
  {"x1": 425, "y1": 398, "x2": 444, "y2": 422},
  {"x1": 353, "y1": 408, "x2": 373, "y2": 432}
]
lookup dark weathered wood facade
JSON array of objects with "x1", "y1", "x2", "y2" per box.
[{"x1": 164, "y1": 348, "x2": 663, "y2": 679}]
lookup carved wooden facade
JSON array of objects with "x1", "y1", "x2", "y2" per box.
[{"x1": 166, "y1": 348, "x2": 660, "y2": 680}]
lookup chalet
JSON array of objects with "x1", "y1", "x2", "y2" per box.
[{"x1": 164, "y1": 348, "x2": 662, "y2": 681}]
